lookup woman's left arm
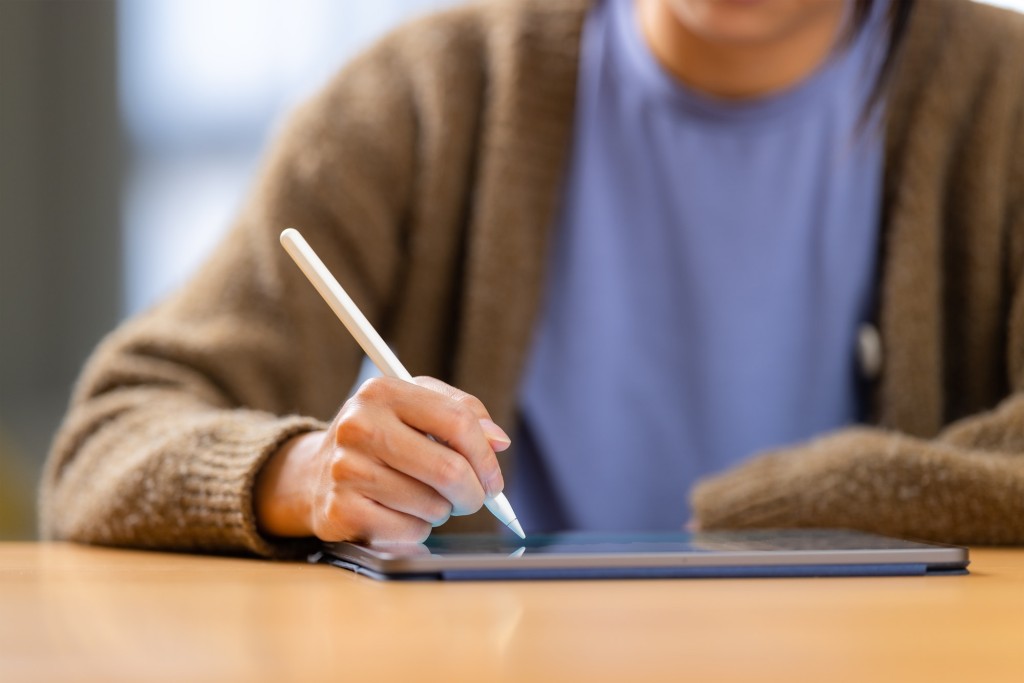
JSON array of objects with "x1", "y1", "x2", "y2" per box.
[
  {"x1": 690, "y1": 418, "x2": 1024, "y2": 545},
  {"x1": 692, "y1": 92, "x2": 1024, "y2": 546}
]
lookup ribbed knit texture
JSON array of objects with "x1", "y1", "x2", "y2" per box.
[{"x1": 42, "y1": 0, "x2": 1024, "y2": 554}]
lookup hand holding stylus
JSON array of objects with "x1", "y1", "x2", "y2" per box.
[{"x1": 253, "y1": 229, "x2": 524, "y2": 544}]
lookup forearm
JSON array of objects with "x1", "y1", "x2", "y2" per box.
[
  {"x1": 41, "y1": 385, "x2": 325, "y2": 557},
  {"x1": 691, "y1": 422, "x2": 1024, "y2": 545},
  {"x1": 40, "y1": 34, "x2": 425, "y2": 555}
]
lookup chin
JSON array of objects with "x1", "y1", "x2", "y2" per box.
[{"x1": 666, "y1": 0, "x2": 840, "y2": 46}]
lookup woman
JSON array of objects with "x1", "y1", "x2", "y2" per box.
[{"x1": 42, "y1": 0, "x2": 1024, "y2": 556}]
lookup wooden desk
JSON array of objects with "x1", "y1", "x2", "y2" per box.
[{"x1": 1, "y1": 543, "x2": 1021, "y2": 683}]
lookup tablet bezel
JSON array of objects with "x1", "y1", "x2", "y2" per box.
[{"x1": 320, "y1": 529, "x2": 969, "y2": 580}]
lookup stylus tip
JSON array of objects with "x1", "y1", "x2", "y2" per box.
[{"x1": 507, "y1": 518, "x2": 526, "y2": 540}]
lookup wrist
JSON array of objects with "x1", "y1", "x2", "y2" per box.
[{"x1": 254, "y1": 430, "x2": 325, "y2": 538}]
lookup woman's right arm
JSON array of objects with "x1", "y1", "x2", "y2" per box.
[{"x1": 39, "y1": 13, "x2": 494, "y2": 557}]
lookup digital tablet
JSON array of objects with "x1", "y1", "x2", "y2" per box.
[{"x1": 316, "y1": 529, "x2": 969, "y2": 581}]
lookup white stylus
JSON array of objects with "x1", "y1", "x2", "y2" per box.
[{"x1": 280, "y1": 228, "x2": 526, "y2": 539}]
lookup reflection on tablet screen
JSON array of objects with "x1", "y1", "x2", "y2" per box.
[{"x1": 365, "y1": 530, "x2": 939, "y2": 559}]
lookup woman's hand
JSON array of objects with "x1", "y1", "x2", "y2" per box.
[{"x1": 254, "y1": 376, "x2": 511, "y2": 544}]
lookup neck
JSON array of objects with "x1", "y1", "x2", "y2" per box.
[{"x1": 636, "y1": 0, "x2": 848, "y2": 100}]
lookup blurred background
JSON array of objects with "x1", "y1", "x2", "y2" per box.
[
  {"x1": 2, "y1": 0, "x2": 1023, "y2": 540},
  {"x1": 0, "y1": 0, "x2": 458, "y2": 540}
]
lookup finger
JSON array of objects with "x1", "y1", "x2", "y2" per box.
[
  {"x1": 413, "y1": 376, "x2": 492, "y2": 420},
  {"x1": 375, "y1": 423, "x2": 487, "y2": 516},
  {"x1": 332, "y1": 401, "x2": 487, "y2": 514},
  {"x1": 346, "y1": 454, "x2": 454, "y2": 527},
  {"x1": 318, "y1": 491, "x2": 433, "y2": 544},
  {"x1": 414, "y1": 377, "x2": 512, "y2": 452},
  {"x1": 356, "y1": 377, "x2": 505, "y2": 495}
]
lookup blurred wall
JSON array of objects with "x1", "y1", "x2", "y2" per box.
[
  {"x1": 0, "y1": 0, "x2": 457, "y2": 541},
  {"x1": 0, "y1": 1, "x2": 122, "y2": 539},
  {"x1": 118, "y1": 0, "x2": 461, "y2": 316}
]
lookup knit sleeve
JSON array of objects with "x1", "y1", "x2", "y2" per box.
[
  {"x1": 39, "y1": 29, "x2": 422, "y2": 557},
  {"x1": 689, "y1": 424, "x2": 1024, "y2": 545},
  {"x1": 691, "y1": 74, "x2": 1024, "y2": 546}
]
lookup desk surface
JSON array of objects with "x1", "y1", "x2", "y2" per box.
[{"x1": 1, "y1": 543, "x2": 1021, "y2": 683}]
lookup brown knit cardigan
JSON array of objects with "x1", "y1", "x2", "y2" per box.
[{"x1": 41, "y1": 0, "x2": 1024, "y2": 556}]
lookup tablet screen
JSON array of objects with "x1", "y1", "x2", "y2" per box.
[{"x1": 366, "y1": 529, "x2": 946, "y2": 559}]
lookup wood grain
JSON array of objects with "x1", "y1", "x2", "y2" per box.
[{"x1": 1, "y1": 543, "x2": 1021, "y2": 683}]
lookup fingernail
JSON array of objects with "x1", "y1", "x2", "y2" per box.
[{"x1": 479, "y1": 418, "x2": 511, "y2": 452}]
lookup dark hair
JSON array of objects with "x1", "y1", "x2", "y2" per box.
[{"x1": 850, "y1": 0, "x2": 917, "y2": 106}]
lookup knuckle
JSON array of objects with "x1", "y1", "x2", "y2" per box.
[
  {"x1": 356, "y1": 376, "x2": 388, "y2": 400},
  {"x1": 435, "y1": 453, "x2": 471, "y2": 492},
  {"x1": 335, "y1": 411, "x2": 378, "y2": 448},
  {"x1": 346, "y1": 458, "x2": 382, "y2": 492},
  {"x1": 328, "y1": 452, "x2": 386, "y2": 497},
  {"x1": 327, "y1": 449, "x2": 355, "y2": 480},
  {"x1": 455, "y1": 393, "x2": 487, "y2": 419},
  {"x1": 355, "y1": 376, "x2": 404, "y2": 405},
  {"x1": 448, "y1": 404, "x2": 478, "y2": 436}
]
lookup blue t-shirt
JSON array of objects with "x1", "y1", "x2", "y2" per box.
[{"x1": 511, "y1": 0, "x2": 887, "y2": 531}]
